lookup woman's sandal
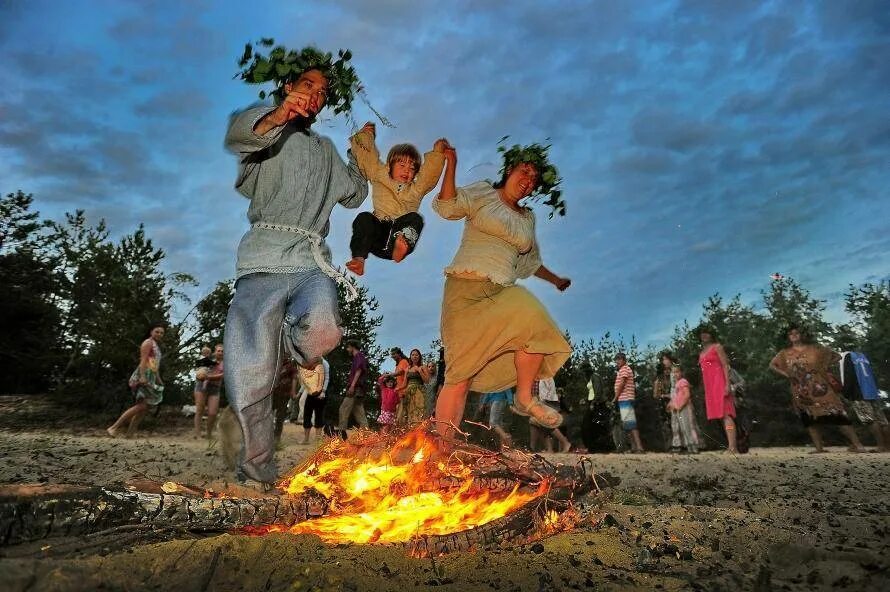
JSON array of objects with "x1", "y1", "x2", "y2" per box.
[{"x1": 510, "y1": 398, "x2": 563, "y2": 429}]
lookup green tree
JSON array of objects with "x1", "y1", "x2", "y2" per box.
[
  {"x1": 159, "y1": 280, "x2": 235, "y2": 404},
  {"x1": 0, "y1": 191, "x2": 61, "y2": 393},
  {"x1": 47, "y1": 213, "x2": 194, "y2": 408}
]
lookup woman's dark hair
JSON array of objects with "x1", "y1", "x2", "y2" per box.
[
  {"x1": 409, "y1": 348, "x2": 423, "y2": 365},
  {"x1": 779, "y1": 323, "x2": 813, "y2": 348},
  {"x1": 694, "y1": 324, "x2": 719, "y2": 342},
  {"x1": 656, "y1": 351, "x2": 676, "y2": 377},
  {"x1": 386, "y1": 144, "x2": 421, "y2": 176},
  {"x1": 492, "y1": 161, "x2": 541, "y2": 191},
  {"x1": 146, "y1": 322, "x2": 166, "y2": 338}
]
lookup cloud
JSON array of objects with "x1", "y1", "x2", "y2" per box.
[{"x1": 0, "y1": 0, "x2": 888, "y2": 351}]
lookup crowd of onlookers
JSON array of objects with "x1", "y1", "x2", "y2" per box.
[{"x1": 107, "y1": 322, "x2": 888, "y2": 456}]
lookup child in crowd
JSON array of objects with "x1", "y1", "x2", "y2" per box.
[
  {"x1": 194, "y1": 346, "x2": 213, "y2": 384},
  {"x1": 377, "y1": 375, "x2": 400, "y2": 435},
  {"x1": 668, "y1": 365, "x2": 700, "y2": 454},
  {"x1": 345, "y1": 122, "x2": 449, "y2": 275}
]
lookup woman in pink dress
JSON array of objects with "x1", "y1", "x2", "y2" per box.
[{"x1": 697, "y1": 326, "x2": 737, "y2": 453}]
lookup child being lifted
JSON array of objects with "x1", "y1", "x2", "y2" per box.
[{"x1": 345, "y1": 122, "x2": 449, "y2": 275}]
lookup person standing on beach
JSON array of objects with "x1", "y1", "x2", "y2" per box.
[
  {"x1": 529, "y1": 377, "x2": 571, "y2": 452},
  {"x1": 339, "y1": 340, "x2": 370, "y2": 434},
  {"x1": 224, "y1": 48, "x2": 369, "y2": 485},
  {"x1": 612, "y1": 353, "x2": 644, "y2": 453},
  {"x1": 107, "y1": 323, "x2": 165, "y2": 438},
  {"x1": 668, "y1": 365, "x2": 699, "y2": 454},
  {"x1": 697, "y1": 326, "x2": 739, "y2": 453},
  {"x1": 297, "y1": 357, "x2": 329, "y2": 444},
  {"x1": 200, "y1": 344, "x2": 224, "y2": 443},
  {"x1": 770, "y1": 325, "x2": 865, "y2": 453}
]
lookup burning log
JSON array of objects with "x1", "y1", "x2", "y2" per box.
[
  {"x1": 405, "y1": 497, "x2": 568, "y2": 556},
  {"x1": 0, "y1": 480, "x2": 328, "y2": 547},
  {"x1": 272, "y1": 427, "x2": 609, "y2": 549},
  {"x1": 1, "y1": 427, "x2": 613, "y2": 552}
]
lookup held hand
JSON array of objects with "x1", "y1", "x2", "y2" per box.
[
  {"x1": 443, "y1": 147, "x2": 457, "y2": 166},
  {"x1": 433, "y1": 138, "x2": 450, "y2": 152},
  {"x1": 347, "y1": 386, "x2": 355, "y2": 396},
  {"x1": 360, "y1": 121, "x2": 376, "y2": 137},
  {"x1": 554, "y1": 276, "x2": 571, "y2": 291},
  {"x1": 268, "y1": 91, "x2": 312, "y2": 125}
]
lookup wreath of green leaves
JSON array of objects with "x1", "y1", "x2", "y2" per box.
[
  {"x1": 497, "y1": 138, "x2": 566, "y2": 217},
  {"x1": 235, "y1": 38, "x2": 362, "y2": 117}
]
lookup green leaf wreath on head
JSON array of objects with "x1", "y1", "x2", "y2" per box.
[
  {"x1": 497, "y1": 139, "x2": 566, "y2": 217},
  {"x1": 235, "y1": 38, "x2": 391, "y2": 126}
]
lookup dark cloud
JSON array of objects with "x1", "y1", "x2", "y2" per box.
[{"x1": 1, "y1": 0, "x2": 887, "y2": 349}]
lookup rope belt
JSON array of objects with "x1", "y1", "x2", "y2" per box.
[{"x1": 251, "y1": 222, "x2": 358, "y2": 300}]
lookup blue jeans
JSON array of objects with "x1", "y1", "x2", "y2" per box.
[{"x1": 224, "y1": 271, "x2": 342, "y2": 483}]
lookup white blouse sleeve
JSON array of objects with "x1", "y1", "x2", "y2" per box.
[{"x1": 432, "y1": 181, "x2": 491, "y2": 220}]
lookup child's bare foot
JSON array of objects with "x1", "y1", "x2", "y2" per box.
[
  {"x1": 392, "y1": 235, "x2": 409, "y2": 263},
  {"x1": 345, "y1": 257, "x2": 365, "y2": 276}
]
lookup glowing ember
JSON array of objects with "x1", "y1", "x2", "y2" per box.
[{"x1": 274, "y1": 428, "x2": 551, "y2": 544}]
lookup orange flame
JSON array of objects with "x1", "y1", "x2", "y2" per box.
[{"x1": 275, "y1": 429, "x2": 549, "y2": 544}]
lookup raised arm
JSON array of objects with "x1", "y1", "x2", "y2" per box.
[
  {"x1": 439, "y1": 146, "x2": 457, "y2": 200},
  {"x1": 226, "y1": 88, "x2": 315, "y2": 155},
  {"x1": 325, "y1": 137, "x2": 369, "y2": 208},
  {"x1": 349, "y1": 123, "x2": 388, "y2": 182},
  {"x1": 224, "y1": 105, "x2": 283, "y2": 155}
]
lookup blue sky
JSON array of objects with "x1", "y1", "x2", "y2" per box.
[{"x1": 1, "y1": 0, "x2": 888, "y2": 356}]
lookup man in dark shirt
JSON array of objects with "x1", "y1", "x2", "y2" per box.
[{"x1": 338, "y1": 339, "x2": 369, "y2": 434}]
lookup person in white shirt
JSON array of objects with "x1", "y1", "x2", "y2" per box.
[
  {"x1": 298, "y1": 358, "x2": 330, "y2": 444},
  {"x1": 530, "y1": 378, "x2": 572, "y2": 453}
]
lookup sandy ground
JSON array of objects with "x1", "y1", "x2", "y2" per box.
[{"x1": 1, "y1": 396, "x2": 888, "y2": 591}]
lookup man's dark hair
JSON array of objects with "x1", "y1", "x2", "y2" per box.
[
  {"x1": 390, "y1": 347, "x2": 405, "y2": 359},
  {"x1": 345, "y1": 339, "x2": 361, "y2": 350}
]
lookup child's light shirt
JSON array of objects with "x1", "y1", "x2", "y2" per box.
[
  {"x1": 350, "y1": 129, "x2": 446, "y2": 220},
  {"x1": 671, "y1": 378, "x2": 691, "y2": 409}
]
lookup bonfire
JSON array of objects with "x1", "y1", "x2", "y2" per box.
[
  {"x1": 1, "y1": 425, "x2": 606, "y2": 555},
  {"x1": 254, "y1": 425, "x2": 599, "y2": 554}
]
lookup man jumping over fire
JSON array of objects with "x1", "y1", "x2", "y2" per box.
[{"x1": 223, "y1": 41, "x2": 371, "y2": 486}]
